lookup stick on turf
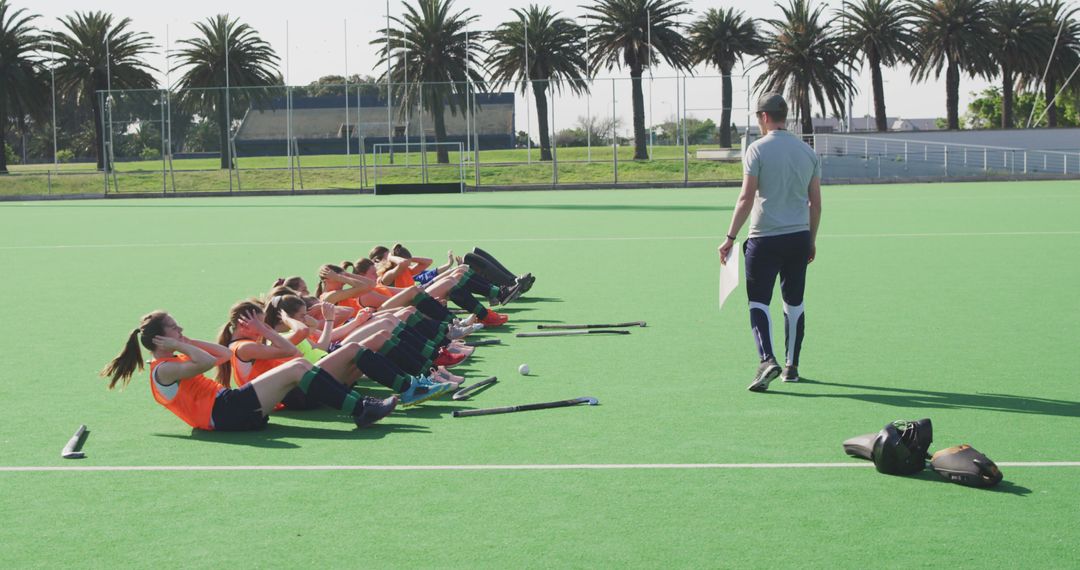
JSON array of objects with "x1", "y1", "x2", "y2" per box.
[
  {"x1": 537, "y1": 321, "x2": 646, "y2": 330},
  {"x1": 452, "y1": 397, "x2": 599, "y2": 418},
  {"x1": 452, "y1": 376, "x2": 498, "y2": 401},
  {"x1": 465, "y1": 338, "x2": 501, "y2": 347},
  {"x1": 61, "y1": 424, "x2": 87, "y2": 459},
  {"x1": 516, "y1": 330, "x2": 631, "y2": 338}
]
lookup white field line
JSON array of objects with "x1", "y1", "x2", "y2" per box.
[
  {"x1": 2, "y1": 461, "x2": 1079, "y2": 473},
  {"x1": 2, "y1": 231, "x2": 1079, "y2": 251}
]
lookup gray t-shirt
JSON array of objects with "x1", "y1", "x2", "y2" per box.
[{"x1": 742, "y1": 130, "x2": 821, "y2": 238}]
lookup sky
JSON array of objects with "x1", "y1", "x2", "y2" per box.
[{"x1": 35, "y1": 0, "x2": 1002, "y2": 127}]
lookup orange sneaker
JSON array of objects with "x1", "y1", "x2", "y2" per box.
[{"x1": 479, "y1": 309, "x2": 508, "y2": 327}]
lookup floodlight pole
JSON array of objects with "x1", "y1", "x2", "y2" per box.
[
  {"x1": 647, "y1": 8, "x2": 653, "y2": 159},
  {"x1": 386, "y1": 0, "x2": 395, "y2": 164},
  {"x1": 105, "y1": 29, "x2": 114, "y2": 174},
  {"x1": 50, "y1": 31, "x2": 57, "y2": 168},
  {"x1": 166, "y1": 24, "x2": 174, "y2": 192},
  {"x1": 466, "y1": 24, "x2": 472, "y2": 170},
  {"x1": 586, "y1": 14, "x2": 592, "y2": 162},
  {"x1": 287, "y1": 21, "x2": 294, "y2": 191},
  {"x1": 225, "y1": 22, "x2": 232, "y2": 193},
  {"x1": 525, "y1": 24, "x2": 532, "y2": 164},
  {"x1": 345, "y1": 18, "x2": 351, "y2": 160}
]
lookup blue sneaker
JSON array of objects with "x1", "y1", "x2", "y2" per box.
[{"x1": 399, "y1": 375, "x2": 454, "y2": 407}]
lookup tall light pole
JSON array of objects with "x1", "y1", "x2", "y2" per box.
[{"x1": 50, "y1": 28, "x2": 58, "y2": 168}]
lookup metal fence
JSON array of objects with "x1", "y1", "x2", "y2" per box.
[
  {"x1": 812, "y1": 134, "x2": 1080, "y2": 182},
  {"x1": 0, "y1": 75, "x2": 755, "y2": 198}
]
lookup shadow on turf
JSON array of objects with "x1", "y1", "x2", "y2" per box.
[
  {"x1": 153, "y1": 418, "x2": 430, "y2": 449},
  {"x1": 897, "y1": 470, "x2": 1033, "y2": 496},
  {"x1": 774, "y1": 378, "x2": 1080, "y2": 418},
  {"x1": 43, "y1": 203, "x2": 733, "y2": 213}
]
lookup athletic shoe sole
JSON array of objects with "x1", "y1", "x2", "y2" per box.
[
  {"x1": 354, "y1": 396, "x2": 399, "y2": 428},
  {"x1": 400, "y1": 384, "x2": 454, "y2": 407},
  {"x1": 748, "y1": 364, "x2": 781, "y2": 392}
]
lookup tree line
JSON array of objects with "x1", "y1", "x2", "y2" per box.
[{"x1": 1, "y1": 0, "x2": 1078, "y2": 171}]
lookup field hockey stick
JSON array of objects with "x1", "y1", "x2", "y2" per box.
[
  {"x1": 452, "y1": 397, "x2": 599, "y2": 417},
  {"x1": 516, "y1": 330, "x2": 631, "y2": 338},
  {"x1": 61, "y1": 425, "x2": 87, "y2": 459},
  {"x1": 465, "y1": 338, "x2": 501, "y2": 347},
  {"x1": 451, "y1": 376, "x2": 498, "y2": 401},
  {"x1": 537, "y1": 321, "x2": 646, "y2": 330}
]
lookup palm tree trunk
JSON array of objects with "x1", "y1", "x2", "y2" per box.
[
  {"x1": 432, "y1": 93, "x2": 450, "y2": 165},
  {"x1": 799, "y1": 85, "x2": 813, "y2": 135},
  {"x1": 946, "y1": 59, "x2": 960, "y2": 130},
  {"x1": 532, "y1": 81, "x2": 553, "y2": 161},
  {"x1": 630, "y1": 66, "x2": 648, "y2": 160},
  {"x1": 869, "y1": 50, "x2": 888, "y2": 132},
  {"x1": 0, "y1": 89, "x2": 8, "y2": 173},
  {"x1": 1001, "y1": 67, "x2": 1013, "y2": 129},
  {"x1": 720, "y1": 67, "x2": 733, "y2": 148},
  {"x1": 1044, "y1": 77, "x2": 1057, "y2": 127},
  {"x1": 217, "y1": 90, "x2": 230, "y2": 169}
]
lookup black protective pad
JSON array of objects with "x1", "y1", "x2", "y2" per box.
[
  {"x1": 843, "y1": 433, "x2": 877, "y2": 460},
  {"x1": 930, "y1": 445, "x2": 1003, "y2": 488},
  {"x1": 871, "y1": 418, "x2": 933, "y2": 475}
]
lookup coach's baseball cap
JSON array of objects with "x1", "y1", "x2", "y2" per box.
[{"x1": 756, "y1": 92, "x2": 788, "y2": 114}]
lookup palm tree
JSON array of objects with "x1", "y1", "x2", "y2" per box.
[
  {"x1": 910, "y1": 0, "x2": 995, "y2": 130},
  {"x1": 585, "y1": 0, "x2": 693, "y2": 160},
  {"x1": 755, "y1": 0, "x2": 856, "y2": 135},
  {"x1": 173, "y1": 15, "x2": 280, "y2": 169},
  {"x1": 0, "y1": 0, "x2": 47, "y2": 173},
  {"x1": 1026, "y1": 0, "x2": 1080, "y2": 126},
  {"x1": 49, "y1": 12, "x2": 156, "y2": 170},
  {"x1": 839, "y1": 0, "x2": 917, "y2": 132},
  {"x1": 372, "y1": 0, "x2": 487, "y2": 165},
  {"x1": 488, "y1": 5, "x2": 589, "y2": 161},
  {"x1": 688, "y1": 8, "x2": 765, "y2": 147},
  {"x1": 988, "y1": 0, "x2": 1052, "y2": 128}
]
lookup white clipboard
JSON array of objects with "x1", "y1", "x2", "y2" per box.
[{"x1": 719, "y1": 242, "x2": 740, "y2": 311}]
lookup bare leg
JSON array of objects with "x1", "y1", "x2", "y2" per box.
[
  {"x1": 248, "y1": 359, "x2": 314, "y2": 415},
  {"x1": 341, "y1": 318, "x2": 399, "y2": 345}
]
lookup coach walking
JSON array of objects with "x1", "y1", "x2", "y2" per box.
[{"x1": 718, "y1": 93, "x2": 822, "y2": 393}]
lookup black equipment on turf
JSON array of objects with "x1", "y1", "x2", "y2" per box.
[
  {"x1": 516, "y1": 330, "x2": 630, "y2": 338},
  {"x1": 871, "y1": 418, "x2": 933, "y2": 475},
  {"x1": 452, "y1": 396, "x2": 599, "y2": 417},
  {"x1": 452, "y1": 376, "x2": 498, "y2": 401},
  {"x1": 61, "y1": 424, "x2": 88, "y2": 459},
  {"x1": 465, "y1": 338, "x2": 501, "y2": 347},
  {"x1": 537, "y1": 321, "x2": 646, "y2": 330},
  {"x1": 930, "y1": 445, "x2": 1003, "y2": 488}
]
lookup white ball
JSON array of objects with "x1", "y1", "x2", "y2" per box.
[{"x1": 518, "y1": 363, "x2": 530, "y2": 375}]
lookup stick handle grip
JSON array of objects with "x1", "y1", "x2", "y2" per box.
[{"x1": 61, "y1": 424, "x2": 87, "y2": 457}]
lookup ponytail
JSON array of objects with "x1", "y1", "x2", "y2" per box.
[
  {"x1": 215, "y1": 321, "x2": 234, "y2": 388},
  {"x1": 214, "y1": 299, "x2": 264, "y2": 387},
  {"x1": 99, "y1": 329, "x2": 144, "y2": 389},
  {"x1": 99, "y1": 311, "x2": 169, "y2": 389},
  {"x1": 342, "y1": 260, "x2": 355, "y2": 273}
]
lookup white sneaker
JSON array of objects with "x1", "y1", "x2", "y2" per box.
[{"x1": 449, "y1": 323, "x2": 484, "y2": 339}]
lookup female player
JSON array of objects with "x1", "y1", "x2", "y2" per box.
[
  {"x1": 99, "y1": 311, "x2": 397, "y2": 430},
  {"x1": 218, "y1": 300, "x2": 455, "y2": 406}
]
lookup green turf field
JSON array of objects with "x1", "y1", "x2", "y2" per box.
[{"x1": 1, "y1": 182, "x2": 1078, "y2": 567}]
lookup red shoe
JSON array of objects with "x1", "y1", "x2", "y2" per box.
[
  {"x1": 479, "y1": 309, "x2": 508, "y2": 327},
  {"x1": 434, "y1": 347, "x2": 468, "y2": 367}
]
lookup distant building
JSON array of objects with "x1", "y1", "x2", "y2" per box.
[
  {"x1": 234, "y1": 93, "x2": 516, "y2": 156},
  {"x1": 891, "y1": 118, "x2": 942, "y2": 132}
]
